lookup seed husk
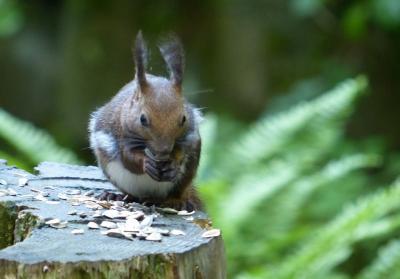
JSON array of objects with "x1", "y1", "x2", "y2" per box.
[
  {"x1": 177, "y1": 210, "x2": 195, "y2": 216},
  {"x1": 45, "y1": 218, "x2": 61, "y2": 225},
  {"x1": 146, "y1": 232, "x2": 162, "y2": 242},
  {"x1": 104, "y1": 229, "x2": 134, "y2": 240},
  {"x1": 128, "y1": 211, "x2": 145, "y2": 220},
  {"x1": 35, "y1": 194, "x2": 48, "y2": 202},
  {"x1": 71, "y1": 229, "x2": 84, "y2": 235},
  {"x1": 102, "y1": 209, "x2": 121, "y2": 219},
  {"x1": 100, "y1": 220, "x2": 117, "y2": 229},
  {"x1": 140, "y1": 215, "x2": 154, "y2": 228},
  {"x1": 87, "y1": 222, "x2": 100, "y2": 229},
  {"x1": 17, "y1": 178, "x2": 28, "y2": 187},
  {"x1": 7, "y1": 188, "x2": 17, "y2": 196},
  {"x1": 170, "y1": 229, "x2": 186, "y2": 236},
  {"x1": 97, "y1": 200, "x2": 112, "y2": 209},
  {"x1": 65, "y1": 189, "x2": 81, "y2": 195},
  {"x1": 50, "y1": 221, "x2": 68, "y2": 229},
  {"x1": 57, "y1": 193, "x2": 68, "y2": 200},
  {"x1": 31, "y1": 188, "x2": 49, "y2": 197},
  {"x1": 83, "y1": 190, "x2": 95, "y2": 196},
  {"x1": 45, "y1": 200, "x2": 60, "y2": 205},
  {"x1": 201, "y1": 228, "x2": 221, "y2": 238},
  {"x1": 136, "y1": 231, "x2": 148, "y2": 240},
  {"x1": 159, "y1": 207, "x2": 178, "y2": 214},
  {"x1": 123, "y1": 218, "x2": 140, "y2": 232},
  {"x1": 68, "y1": 209, "x2": 77, "y2": 215}
]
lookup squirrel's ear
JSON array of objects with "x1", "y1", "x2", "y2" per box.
[
  {"x1": 159, "y1": 35, "x2": 185, "y2": 91},
  {"x1": 133, "y1": 31, "x2": 148, "y2": 90}
]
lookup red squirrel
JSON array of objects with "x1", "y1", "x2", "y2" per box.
[{"x1": 89, "y1": 32, "x2": 202, "y2": 211}]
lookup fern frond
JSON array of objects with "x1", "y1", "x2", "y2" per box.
[
  {"x1": 0, "y1": 108, "x2": 82, "y2": 165},
  {"x1": 358, "y1": 239, "x2": 400, "y2": 279},
  {"x1": 225, "y1": 76, "x2": 367, "y2": 175},
  {"x1": 270, "y1": 179, "x2": 400, "y2": 279}
]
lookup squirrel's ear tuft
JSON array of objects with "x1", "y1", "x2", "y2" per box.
[
  {"x1": 159, "y1": 34, "x2": 185, "y2": 90},
  {"x1": 133, "y1": 30, "x2": 148, "y2": 90}
]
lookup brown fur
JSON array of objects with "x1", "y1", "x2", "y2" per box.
[{"x1": 89, "y1": 32, "x2": 202, "y2": 210}]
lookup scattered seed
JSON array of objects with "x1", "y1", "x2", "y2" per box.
[
  {"x1": 100, "y1": 221, "x2": 117, "y2": 229},
  {"x1": 170, "y1": 229, "x2": 186, "y2": 236},
  {"x1": 104, "y1": 229, "x2": 134, "y2": 240},
  {"x1": 140, "y1": 215, "x2": 154, "y2": 228},
  {"x1": 178, "y1": 210, "x2": 195, "y2": 216},
  {"x1": 85, "y1": 202, "x2": 101, "y2": 210},
  {"x1": 92, "y1": 210, "x2": 102, "y2": 218},
  {"x1": 201, "y1": 229, "x2": 221, "y2": 238},
  {"x1": 65, "y1": 189, "x2": 81, "y2": 195},
  {"x1": 0, "y1": 192, "x2": 7, "y2": 197},
  {"x1": 44, "y1": 186, "x2": 56, "y2": 190},
  {"x1": 71, "y1": 229, "x2": 84, "y2": 235},
  {"x1": 71, "y1": 202, "x2": 80, "y2": 206},
  {"x1": 31, "y1": 188, "x2": 49, "y2": 197},
  {"x1": 8, "y1": 188, "x2": 17, "y2": 196},
  {"x1": 102, "y1": 209, "x2": 121, "y2": 219},
  {"x1": 45, "y1": 219, "x2": 61, "y2": 225},
  {"x1": 113, "y1": 201, "x2": 125, "y2": 207},
  {"x1": 68, "y1": 209, "x2": 77, "y2": 215},
  {"x1": 35, "y1": 194, "x2": 48, "y2": 202},
  {"x1": 160, "y1": 207, "x2": 178, "y2": 214},
  {"x1": 83, "y1": 190, "x2": 95, "y2": 196},
  {"x1": 0, "y1": 179, "x2": 7, "y2": 185},
  {"x1": 183, "y1": 216, "x2": 194, "y2": 221},
  {"x1": 97, "y1": 200, "x2": 112, "y2": 209},
  {"x1": 123, "y1": 218, "x2": 140, "y2": 232},
  {"x1": 57, "y1": 193, "x2": 68, "y2": 200},
  {"x1": 50, "y1": 221, "x2": 68, "y2": 229},
  {"x1": 18, "y1": 178, "x2": 28, "y2": 187},
  {"x1": 136, "y1": 231, "x2": 148, "y2": 240},
  {"x1": 88, "y1": 222, "x2": 100, "y2": 229},
  {"x1": 45, "y1": 201, "x2": 60, "y2": 205},
  {"x1": 128, "y1": 211, "x2": 145, "y2": 220},
  {"x1": 146, "y1": 232, "x2": 162, "y2": 242}
]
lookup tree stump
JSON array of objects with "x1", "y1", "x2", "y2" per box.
[{"x1": 0, "y1": 160, "x2": 226, "y2": 279}]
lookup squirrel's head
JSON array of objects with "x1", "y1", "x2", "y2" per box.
[{"x1": 121, "y1": 31, "x2": 189, "y2": 161}]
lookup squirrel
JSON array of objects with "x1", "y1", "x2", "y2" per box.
[{"x1": 88, "y1": 32, "x2": 203, "y2": 211}]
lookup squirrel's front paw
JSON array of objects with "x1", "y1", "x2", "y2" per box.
[{"x1": 144, "y1": 158, "x2": 178, "y2": 182}]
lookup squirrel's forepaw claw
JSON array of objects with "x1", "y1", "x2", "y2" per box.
[{"x1": 144, "y1": 161, "x2": 162, "y2": 181}]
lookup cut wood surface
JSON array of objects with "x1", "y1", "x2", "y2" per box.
[{"x1": 0, "y1": 160, "x2": 226, "y2": 279}]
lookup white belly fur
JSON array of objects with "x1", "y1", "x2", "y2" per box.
[{"x1": 106, "y1": 160, "x2": 174, "y2": 199}]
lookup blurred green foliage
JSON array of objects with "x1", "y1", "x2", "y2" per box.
[
  {"x1": 1, "y1": 1, "x2": 400, "y2": 278},
  {"x1": 197, "y1": 77, "x2": 400, "y2": 278}
]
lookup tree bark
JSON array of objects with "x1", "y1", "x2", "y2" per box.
[{"x1": 0, "y1": 160, "x2": 226, "y2": 279}]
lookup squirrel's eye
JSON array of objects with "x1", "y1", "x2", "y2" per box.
[
  {"x1": 140, "y1": 114, "x2": 149, "y2": 127},
  {"x1": 180, "y1": 115, "x2": 186, "y2": 126}
]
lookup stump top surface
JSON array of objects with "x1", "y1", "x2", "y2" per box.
[{"x1": 0, "y1": 161, "x2": 215, "y2": 264}]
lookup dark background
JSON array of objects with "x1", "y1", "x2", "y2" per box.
[{"x1": 1, "y1": 0, "x2": 399, "y2": 164}]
